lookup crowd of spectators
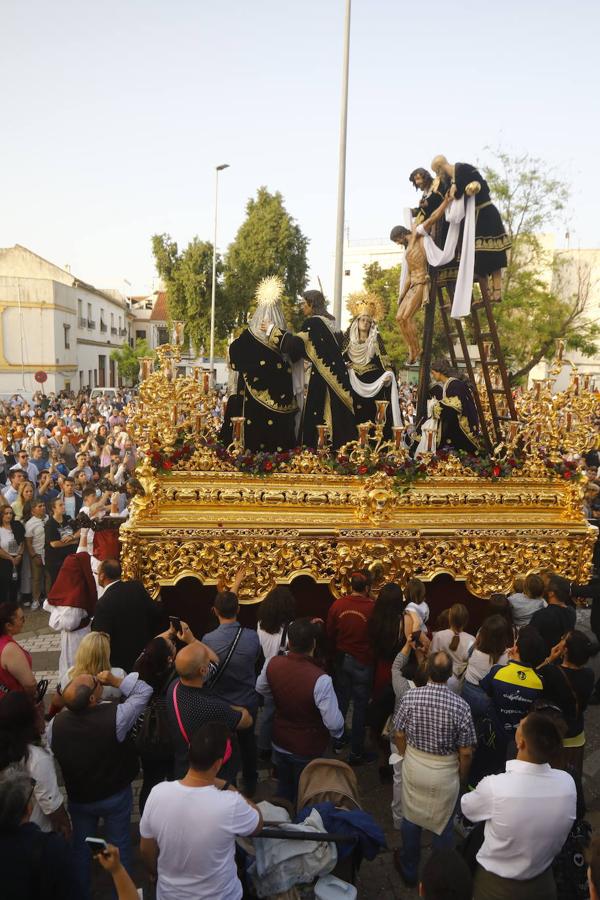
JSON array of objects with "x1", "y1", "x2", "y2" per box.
[{"x1": 0, "y1": 387, "x2": 598, "y2": 898}]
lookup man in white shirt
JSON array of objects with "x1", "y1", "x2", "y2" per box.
[
  {"x1": 25, "y1": 498, "x2": 47, "y2": 610},
  {"x1": 462, "y1": 711, "x2": 576, "y2": 899},
  {"x1": 68, "y1": 451, "x2": 93, "y2": 481},
  {"x1": 140, "y1": 721, "x2": 262, "y2": 900},
  {"x1": 10, "y1": 449, "x2": 39, "y2": 483},
  {"x1": 2, "y1": 469, "x2": 25, "y2": 503}
]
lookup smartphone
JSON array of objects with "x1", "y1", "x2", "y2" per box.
[
  {"x1": 169, "y1": 616, "x2": 181, "y2": 633},
  {"x1": 411, "y1": 630, "x2": 422, "y2": 647},
  {"x1": 85, "y1": 837, "x2": 108, "y2": 856}
]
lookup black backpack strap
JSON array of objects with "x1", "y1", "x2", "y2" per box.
[{"x1": 210, "y1": 626, "x2": 244, "y2": 689}]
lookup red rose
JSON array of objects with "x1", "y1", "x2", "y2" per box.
[
  {"x1": 564, "y1": 470, "x2": 572, "y2": 479},
  {"x1": 163, "y1": 460, "x2": 173, "y2": 470},
  {"x1": 492, "y1": 466, "x2": 501, "y2": 477},
  {"x1": 358, "y1": 465, "x2": 368, "y2": 475},
  {"x1": 509, "y1": 458, "x2": 517, "y2": 467},
  {"x1": 264, "y1": 461, "x2": 273, "y2": 471}
]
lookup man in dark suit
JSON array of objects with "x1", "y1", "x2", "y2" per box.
[{"x1": 91, "y1": 559, "x2": 162, "y2": 671}]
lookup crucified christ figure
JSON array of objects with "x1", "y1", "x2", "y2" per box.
[{"x1": 390, "y1": 225, "x2": 429, "y2": 365}]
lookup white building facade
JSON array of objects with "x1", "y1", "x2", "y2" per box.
[
  {"x1": 339, "y1": 237, "x2": 404, "y2": 328},
  {"x1": 0, "y1": 245, "x2": 131, "y2": 395}
]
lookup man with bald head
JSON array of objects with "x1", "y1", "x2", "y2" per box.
[
  {"x1": 50, "y1": 667, "x2": 153, "y2": 898},
  {"x1": 167, "y1": 638, "x2": 253, "y2": 783}
]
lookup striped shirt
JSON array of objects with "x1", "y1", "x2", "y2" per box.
[{"x1": 393, "y1": 683, "x2": 476, "y2": 755}]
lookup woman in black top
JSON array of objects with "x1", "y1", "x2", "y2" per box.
[
  {"x1": 134, "y1": 634, "x2": 177, "y2": 814},
  {"x1": 0, "y1": 506, "x2": 24, "y2": 602},
  {"x1": 530, "y1": 574, "x2": 577, "y2": 655},
  {"x1": 43, "y1": 498, "x2": 79, "y2": 588},
  {"x1": 539, "y1": 629, "x2": 595, "y2": 776}
]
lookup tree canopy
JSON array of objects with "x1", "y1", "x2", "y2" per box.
[
  {"x1": 110, "y1": 339, "x2": 155, "y2": 383},
  {"x1": 224, "y1": 187, "x2": 309, "y2": 331},
  {"x1": 482, "y1": 150, "x2": 598, "y2": 382},
  {"x1": 151, "y1": 234, "x2": 228, "y2": 355}
]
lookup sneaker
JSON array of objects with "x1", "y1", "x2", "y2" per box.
[
  {"x1": 348, "y1": 751, "x2": 378, "y2": 767},
  {"x1": 30, "y1": 600, "x2": 40, "y2": 611}
]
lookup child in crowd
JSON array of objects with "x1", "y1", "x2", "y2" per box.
[
  {"x1": 508, "y1": 572, "x2": 547, "y2": 628},
  {"x1": 430, "y1": 603, "x2": 474, "y2": 679}
]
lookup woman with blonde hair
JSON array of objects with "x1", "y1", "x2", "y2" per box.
[
  {"x1": 62, "y1": 630, "x2": 125, "y2": 700},
  {"x1": 11, "y1": 479, "x2": 35, "y2": 523}
]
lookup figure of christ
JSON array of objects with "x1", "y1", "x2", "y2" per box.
[
  {"x1": 430, "y1": 155, "x2": 511, "y2": 303},
  {"x1": 390, "y1": 225, "x2": 430, "y2": 366}
]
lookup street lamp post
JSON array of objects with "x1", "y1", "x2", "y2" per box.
[
  {"x1": 332, "y1": 0, "x2": 352, "y2": 328},
  {"x1": 209, "y1": 163, "x2": 230, "y2": 384}
]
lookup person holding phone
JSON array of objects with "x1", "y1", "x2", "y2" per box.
[{"x1": 89, "y1": 842, "x2": 139, "y2": 900}]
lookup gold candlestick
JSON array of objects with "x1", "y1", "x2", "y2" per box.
[
  {"x1": 231, "y1": 417, "x2": 245, "y2": 445},
  {"x1": 392, "y1": 426, "x2": 403, "y2": 450}
]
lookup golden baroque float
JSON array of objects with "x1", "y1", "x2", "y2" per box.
[{"x1": 120, "y1": 342, "x2": 599, "y2": 602}]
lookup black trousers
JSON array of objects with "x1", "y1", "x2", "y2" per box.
[{"x1": 237, "y1": 718, "x2": 258, "y2": 790}]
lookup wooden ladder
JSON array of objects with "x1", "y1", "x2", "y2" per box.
[{"x1": 417, "y1": 281, "x2": 517, "y2": 453}]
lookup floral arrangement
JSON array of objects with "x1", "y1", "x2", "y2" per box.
[{"x1": 145, "y1": 440, "x2": 586, "y2": 484}]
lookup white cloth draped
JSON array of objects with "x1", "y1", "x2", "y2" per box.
[
  {"x1": 414, "y1": 397, "x2": 439, "y2": 458},
  {"x1": 416, "y1": 195, "x2": 476, "y2": 319},
  {"x1": 348, "y1": 369, "x2": 402, "y2": 427}
]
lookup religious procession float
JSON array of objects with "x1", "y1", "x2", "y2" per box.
[{"x1": 121, "y1": 155, "x2": 599, "y2": 610}]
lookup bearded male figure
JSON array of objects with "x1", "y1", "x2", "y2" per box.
[
  {"x1": 220, "y1": 276, "x2": 300, "y2": 452},
  {"x1": 430, "y1": 155, "x2": 511, "y2": 303}
]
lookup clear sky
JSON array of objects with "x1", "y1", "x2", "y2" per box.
[{"x1": 1, "y1": 0, "x2": 598, "y2": 298}]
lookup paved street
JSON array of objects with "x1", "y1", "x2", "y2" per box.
[{"x1": 21, "y1": 605, "x2": 600, "y2": 899}]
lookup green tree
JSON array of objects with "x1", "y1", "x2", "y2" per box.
[
  {"x1": 224, "y1": 187, "x2": 309, "y2": 331},
  {"x1": 363, "y1": 262, "x2": 448, "y2": 371},
  {"x1": 110, "y1": 339, "x2": 155, "y2": 384},
  {"x1": 151, "y1": 234, "x2": 232, "y2": 355},
  {"x1": 482, "y1": 150, "x2": 598, "y2": 382}
]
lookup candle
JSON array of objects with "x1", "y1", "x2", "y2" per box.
[
  {"x1": 566, "y1": 412, "x2": 572, "y2": 431},
  {"x1": 583, "y1": 374, "x2": 591, "y2": 391},
  {"x1": 392, "y1": 426, "x2": 403, "y2": 449},
  {"x1": 202, "y1": 371, "x2": 210, "y2": 395},
  {"x1": 232, "y1": 417, "x2": 244, "y2": 443},
  {"x1": 172, "y1": 404, "x2": 178, "y2": 426},
  {"x1": 317, "y1": 424, "x2": 328, "y2": 449},
  {"x1": 192, "y1": 367, "x2": 201, "y2": 383},
  {"x1": 533, "y1": 381, "x2": 542, "y2": 400},
  {"x1": 482, "y1": 342, "x2": 492, "y2": 362},
  {"x1": 556, "y1": 339, "x2": 564, "y2": 361},
  {"x1": 139, "y1": 357, "x2": 154, "y2": 380},
  {"x1": 572, "y1": 375, "x2": 580, "y2": 396},
  {"x1": 375, "y1": 400, "x2": 389, "y2": 424},
  {"x1": 358, "y1": 423, "x2": 371, "y2": 447},
  {"x1": 426, "y1": 431, "x2": 434, "y2": 452},
  {"x1": 508, "y1": 421, "x2": 518, "y2": 442},
  {"x1": 173, "y1": 321, "x2": 184, "y2": 346},
  {"x1": 194, "y1": 411, "x2": 204, "y2": 433}
]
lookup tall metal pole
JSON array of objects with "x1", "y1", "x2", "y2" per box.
[
  {"x1": 332, "y1": 0, "x2": 352, "y2": 328},
  {"x1": 209, "y1": 163, "x2": 229, "y2": 383}
]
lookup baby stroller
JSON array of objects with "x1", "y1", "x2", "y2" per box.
[{"x1": 241, "y1": 758, "x2": 385, "y2": 899}]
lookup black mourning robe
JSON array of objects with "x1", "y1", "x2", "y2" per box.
[
  {"x1": 432, "y1": 377, "x2": 480, "y2": 453},
  {"x1": 342, "y1": 332, "x2": 398, "y2": 438},
  {"x1": 413, "y1": 176, "x2": 457, "y2": 286},
  {"x1": 219, "y1": 329, "x2": 297, "y2": 452},
  {"x1": 270, "y1": 317, "x2": 357, "y2": 450},
  {"x1": 454, "y1": 162, "x2": 511, "y2": 276}
]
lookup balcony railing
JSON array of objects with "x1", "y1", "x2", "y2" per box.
[
  {"x1": 100, "y1": 322, "x2": 108, "y2": 333},
  {"x1": 87, "y1": 319, "x2": 96, "y2": 329}
]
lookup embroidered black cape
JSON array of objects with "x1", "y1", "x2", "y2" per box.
[
  {"x1": 454, "y1": 162, "x2": 511, "y2": 276},
  {"x1": 219, "y1": 329, "x2": 297, "y2": 452},
  {"x1": 271, "y1": 316, "x2": 357, "y2": 450},
  {"x1": 432, "y1": 377, "x2": 480, "y2": 453}
]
